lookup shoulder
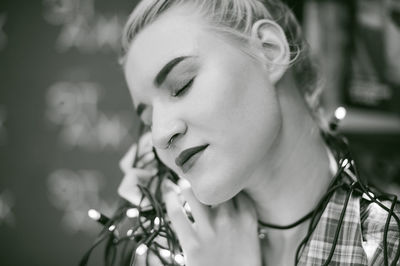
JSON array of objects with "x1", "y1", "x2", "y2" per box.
[{"x1": 360, "y1": 196, "x2": 400, "y2": 265}]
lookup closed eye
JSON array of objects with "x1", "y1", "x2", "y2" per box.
[{"x1": 171, "y1": 77, "x2": 195, "y2": 97}]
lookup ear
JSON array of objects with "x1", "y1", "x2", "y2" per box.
[{"x1": 251, "y1": 19, "x2": 290, "y2": 85}]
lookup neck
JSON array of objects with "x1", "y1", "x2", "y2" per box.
[{"x1": 243, "y1": 75, "x2": 332, "y2": 261}]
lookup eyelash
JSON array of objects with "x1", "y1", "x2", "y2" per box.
[
  {"x1": 171, "y1": 77, "x2": 195, "y2": 97},
  {"x1": 140, "y1": 78, "x2": 196, "y2": 127}
]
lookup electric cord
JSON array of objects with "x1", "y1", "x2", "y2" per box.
[{"x1": 80, "y1": 127, "x2": 400, "y2": 266}]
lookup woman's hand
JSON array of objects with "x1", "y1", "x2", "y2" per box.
[
  {"x1": 118, "y1": 132, "x2": 158, "y2": 206},
  {"x1": 162, "y1": 179, "x2": 262, "y2": 266}
]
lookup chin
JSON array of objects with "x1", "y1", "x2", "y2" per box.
[
  {"x1": 190, "y1": 172, "x2": 242, "y2": 206},
  {"x1": 194, "y1": 190, "x2": 231, "y2": 206}
]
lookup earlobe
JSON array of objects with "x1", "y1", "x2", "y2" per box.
[{"x1": 251, "y1": 19, "x2": 290, "y2": 85}]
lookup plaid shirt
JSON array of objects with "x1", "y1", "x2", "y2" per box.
[{"x1": 298, "y1": 187, "x2": 400, "y2": 265}]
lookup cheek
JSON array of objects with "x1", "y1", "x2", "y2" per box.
[
  {"x1": 155, "y1": 149, "x2": 178, "y2": 175},
  {"x1": 197, "y1": 61, "x2": 281, "y2": 148},
  {"x1": 187, "y1": 64, "x2": 251, "y2": 125},
  {"x1": 184, "y1": 76, "x2": 282, "y2": 204}
]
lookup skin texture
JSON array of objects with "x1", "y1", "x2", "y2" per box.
[
  {"x1": 124, "y1": 7, "x2": 282, "y2": 205},
  {"x1": 119, "y1": 133, "x2": 262, "y2": 266},
  {"x1": 121, "y1": 4, "x2": 333, "y2": 266}
]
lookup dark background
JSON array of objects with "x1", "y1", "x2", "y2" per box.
[
  {"x1": 0, "y1": 1, "x2": 399, "y2": 266},
  {"x1": 0, "y1": 1, "x2": 138, "y2": 265}
]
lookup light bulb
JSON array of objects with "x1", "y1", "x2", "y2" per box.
[
  {"x1": 88, "y1": 209, "x2": 101, "y2": 220},
  {"x1": 341, "y1": 158, "x2": 349, "y2": 168},
  {"x1": 334, "y1": 107, "x2": 347, "y2": 120},
  {"x1": 126, "y1": 208, "x2": 139, "y2": 218},
  {"x1": 159, "y1": 248, "x2": 171, "y2": 258},
  {"x1": 136, "y1": 244, "x2": 148, "y2": 256},
  {"x1": 127, "y1": 229, "x2": 133, "y2": 237},
  {"x1": 174, "y1": 254, "x2": 185, "y2": 265}
]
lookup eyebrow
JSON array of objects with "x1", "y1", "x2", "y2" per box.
[
  {"x1": 154, "y1": 55, "x2": 192, "y2": 87},
  {"x1": 135, "y1": 55, "x2": 193, "y2": 117}
]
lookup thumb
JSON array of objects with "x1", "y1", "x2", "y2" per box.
[{"x1": 162, "y1": 179, "x2": 196, "y2": 247}]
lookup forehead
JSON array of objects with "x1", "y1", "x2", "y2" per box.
[{"x1": 124, "y1": 7, "x2": 205, "y2": 93}]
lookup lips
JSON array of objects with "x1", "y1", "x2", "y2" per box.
[{"x1": 175, "y1": 144, "x2": 209, "y2": 172}]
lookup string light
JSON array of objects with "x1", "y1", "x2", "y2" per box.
[
  {"x1": 341, "y1": 158, "x2": 349, "y2": 168},
  {"x1": 108, "y1": 224, "x2": 116, "y2": 232},
  {"x1": 126, "y1": 229, "x2": 134, "y2": 237},
  {"x1": 88, "y1": 209, "x2": 101, "y2": 220},
  {"x1": 159, "y1": 248, "x2": 172, "y2": 258},
  {"x1": 135, "y1": 243, "x2": 148, "y2": 256},
  {"x1": 329, "y1": 106, "x2": 347, "y2": 131},
  {"x1": 183, "y1": 202, "x2": 191, "y2": 213},
  {"x1": 126, "y1": 208, "x2": 139, "y2": 218},
  {"x1": 334, "y1": 106, "x2": 347, "y2": 120},
  {"x1": 362, "y1": 191, "x2": 376, "y2": 201},
  {"x1": 174, "y1": 253, "x2": 185, "y2": 265},
  {"x1": 80, "y1": 115, "x2": 400, "y2": 266},
  {"x1": 87, "y1": 208, "x2": 110, "y2": 225}
]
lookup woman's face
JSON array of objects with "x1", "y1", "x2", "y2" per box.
[{"x1": 124, "y1": 8, "x2": 282, "y2": 205}]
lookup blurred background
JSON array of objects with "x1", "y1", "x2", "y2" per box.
[{"x1": 0, "y1": 0, "x2": 399, "y2": 265}]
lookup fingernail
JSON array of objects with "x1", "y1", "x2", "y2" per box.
[
  {"x1": 150, "y1": 169, "x2": 158, "y2": 176},
  {"x1": 177, "y1": 179, "x2": 191, "y2": 190},
  {"x1": 162, "y1": 179, "x2": 181, "y2": 194}
]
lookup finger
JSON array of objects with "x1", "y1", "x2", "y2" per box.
[
  {"x1": 214, "y1": 199, "x2": 236, "y2": 219},
  {"x1": 118, "y1": 169, "x2": 154, "y2": 206},
  {"x1": 142, "y1": 159, "x2": 158, "y2": 171},
  {"x1": 136, "y1": 142, "x2": 153, "y2": 159},
  {"x1": 136, "y1": 168, "x2": 158, "y2": 185},
  {"x1": 235, "y1": 192, "x2": 257, "y2": 222},
  {"x1": 212, "y1": 199, "x2": 236, "y2": 230},
  {"x1": 136, "y1": 151, "x2": 156, "y2": 168},
  {"x1": 119, "y1": 143, "x2": 137, "y2": 173},
  {"x1": 136, "y1": 150, "x2": 153, "y2": 163},
  {"x1": 137, "y1": 132, "x2": 153, "y2": 154},
  {"x1": 235, "y1": 193, "x2": 255, "y2": 211},
  {"x1": 178, "y1": 179, "x2": 211, "y2": 228},
  {"x1": 162, "y1": 179, "x2": 196, "y2": 247}
]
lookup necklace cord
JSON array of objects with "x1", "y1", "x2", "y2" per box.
[
  {"x1": 80, "y1": 130, "x2": 400, "y2": 266},
  {"x1": 260, "y1": 132, "x2": 400, "y2": 266}
]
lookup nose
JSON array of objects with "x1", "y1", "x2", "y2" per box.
[{"x1": 151, "y1": 104, "x2": 187, "y2": 149}]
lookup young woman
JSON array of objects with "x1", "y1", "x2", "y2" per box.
[{"x1": 114, "y1": 0, "x2": 400, "y2": 265}]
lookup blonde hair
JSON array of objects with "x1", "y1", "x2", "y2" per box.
[{"x1": 120, "y1": 0, "x2": 321, "y2": 113}]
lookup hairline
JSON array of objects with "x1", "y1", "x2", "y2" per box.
[{"x1": 121, "y1": 4, "x2": 267, "y2": 71}]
